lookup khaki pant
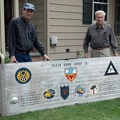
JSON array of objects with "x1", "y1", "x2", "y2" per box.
[{"x1": 91, "y1": 48, "x2": 112, "y2": 57}]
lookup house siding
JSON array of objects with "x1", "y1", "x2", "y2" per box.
[
  {"x1": 116, "y1": 36, "x2": 120, "y2": 53},
  {"x1": 109, "y1": 0, "x2": 120, "y2": 54},
  {"x1": 47, "y1": 0, "x2": 87, "y2": 59},
  {"x1": 18, "y1": 0, "x2": 119, "y2": 60}
]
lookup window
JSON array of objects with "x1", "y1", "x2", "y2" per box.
[
  {"x1": 83, "y1": 0, "x2": 109, "y2": 24},
  {"x1": 93, "y1": 0, "x2": 108, "y2": 21},
  {"x1": 115, "y1": 0, "x2": 120, "y2": 35}
]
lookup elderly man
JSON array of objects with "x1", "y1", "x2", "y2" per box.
[{"x1": 83, "y1": 10, "x2": 118, "y2": 58}]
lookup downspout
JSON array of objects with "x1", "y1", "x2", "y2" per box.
[
  {"x1": 13, "y1": 0, "x2": 19, "y2": 18},
  {"x1": 44, "y1": 0, "x2": 50, "y2": 56},
  {"x1": 0, "y1": 0, "x2": 5, "y2": 61}
]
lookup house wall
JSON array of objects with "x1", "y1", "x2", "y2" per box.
[
  {"x1": 47, "y1": 0, "x2": 87, "y2": 60},
  {"x1": 116, "y1": 36, "x2": 120, "y2": 54},
  {"x1": 19, "y1": 0, "x2": 120, "y2": 60},
  {"x1": 109, "y1": 0, "x2": 115, "y2": 28},
  {"x1": 109, "y1": 0, "x2": 120, "y2": 54},
  {"x1": 47, "y1": 0, "x2": 120, "y2": 59}
]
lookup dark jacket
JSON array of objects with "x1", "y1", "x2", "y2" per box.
[{"x1": 8, "y1": 16, "x2": 45, "y2": 57}]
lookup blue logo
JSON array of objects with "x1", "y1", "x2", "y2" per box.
[
  {"x1": 60, "y1": 85, "x2": 69, "y2": 100},
  {"x1": 75, "y1": 85, "x2": 85, "y2": 96}
]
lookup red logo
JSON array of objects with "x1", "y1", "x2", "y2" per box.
[{"x1": 64, "y1": 67, "x2": 77, "y2": 82}]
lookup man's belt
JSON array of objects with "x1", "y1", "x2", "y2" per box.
[
  {"x1": 15, "y1": 49, "x2": 30, "y2": 54},
  {"x1": 92, "y1": 46, "x2": 110, "y2": 50}
]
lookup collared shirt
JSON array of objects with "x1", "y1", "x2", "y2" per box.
[
  {"x1": 8, "y1": 16, "x2": 45, "y2": 57},
  {"x1": 83, "y1": 23, "x2": 118, "y2": 54}
]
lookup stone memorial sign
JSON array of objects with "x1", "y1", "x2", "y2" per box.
[{"x1": 0, "y1": 57, "x2": 120, "y2": 116}]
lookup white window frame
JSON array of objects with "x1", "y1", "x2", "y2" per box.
[{"x1": 92, "y1": 0, "x2": 109, "y2": 24}]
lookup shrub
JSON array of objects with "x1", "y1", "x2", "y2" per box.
[{"x1": 0, "y1": 56, "x2": 10, "y2": 63}]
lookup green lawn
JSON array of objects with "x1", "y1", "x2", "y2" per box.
[{"x1": 0, "y1": 98, "x2": 120, "y2": 120}]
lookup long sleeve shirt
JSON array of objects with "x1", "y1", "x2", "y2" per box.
[
  {"x1": 83, "y1": 23, "x2": 118, "y2": 55},
  {"x1": 8, "y1": 16, "x2": 45, "y2": 57}
]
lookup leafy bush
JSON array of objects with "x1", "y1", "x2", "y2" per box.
[{"x1": 0, "y1": 56, "x2": 10, "y2": 63}]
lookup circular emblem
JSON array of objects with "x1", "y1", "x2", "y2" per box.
[
  {"x1": 15, "y1": 68, "x2": 31, "y2": 84},
  {"x1": 89, "y1": 84, "x2": 98, "y2": 95},
  {"x1": 75, "y1": 85, "x2": 85, "y2": 96},
  {"x1": 10, "y1": 97, "x2": 19, "y2": 104},
  {"x1": 44, "y1": 89, "x2": 55, "y2": 99}
]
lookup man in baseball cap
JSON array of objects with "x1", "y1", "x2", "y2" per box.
[
  {"x1": 8, "y1": 2, "x2": 51, "y2": 63},
  {"x1": 23, "y1": 3, "x2": 35, "y2": 11}
]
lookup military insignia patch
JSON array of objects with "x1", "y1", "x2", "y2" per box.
[
  {"x1": 15, "y1": 68, "x2": 31, "y2": 84},
  {"x1": 44, "y1": 89, "x2": 55, "y2": 99},
  {"x1": 89, "y1": 84, "x2": 98, "y2": 95},
  {"x1": 64, "y1": 67, "x2": 77, "y2": 82},
  {"x1": 75, "y1": 85, "x2": 85, "y2": 96},
  {"x1": 60, "y1": 85, "x2": 69, "y2": 100}
]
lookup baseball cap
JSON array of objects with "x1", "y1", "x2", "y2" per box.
[{"x1": 23, "y1": 3, "x2": 35, "y2": 11}]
